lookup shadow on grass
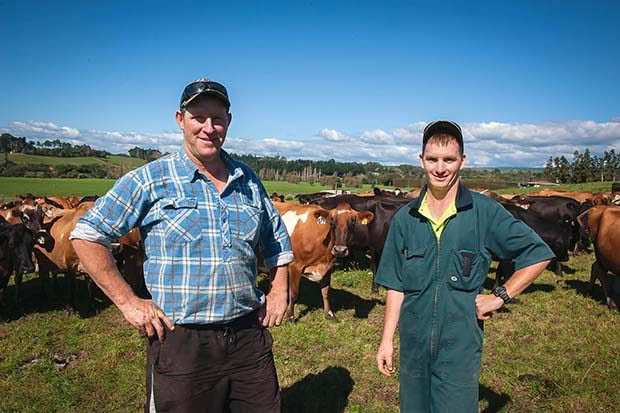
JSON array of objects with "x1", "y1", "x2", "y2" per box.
[
  {"x1": 559, "y1": 263, "x2": 576, "y2": 275},
  {"x1": 0, "y1": 275, "x2": 113, "y2": 322},
  {"x1": 295, "y1": 277, "x2": 379, "y2": 320},
  {"x1": 562, "y1": 279, "x2": 611, "y2": 309},
  {"x1": 479, "y1": 383, "x2": 511, "y2": 413},
  {"x1": 282, "y1": 366, "x2": 354, "y2": 413}
]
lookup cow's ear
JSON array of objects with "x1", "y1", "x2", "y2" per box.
[
  {"x1": 359, "y1": 211, "x2": 374, "y2": 225},
  {"x1": 313, "y1": 209, "x2": 329, "y2": 225}
]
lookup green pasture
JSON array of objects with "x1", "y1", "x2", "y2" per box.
[
  {"x1": 0, "y1": 177, "x2": 380, "y2": 201},
  {"x1": 0, "y1": 178, "x2": 619, "y2": 411},
  {"x1": 6, "y1": 153, "x2": 146, "y2": 169},
  {"x1": 0, "y1": 253, "x2": 618, "y2": 412}
]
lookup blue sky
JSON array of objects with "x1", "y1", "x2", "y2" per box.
[{"x1": 1, "y1": 0, "x2": 619, "y2": 167}]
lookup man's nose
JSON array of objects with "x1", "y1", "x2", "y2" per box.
[{"x1": 202, "y1": 118, "x2": 216, "y2": 133}]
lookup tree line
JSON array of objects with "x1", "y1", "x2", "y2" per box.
[
  {"x1": 4, "y1": 133, "x2": 615, "y2": 187},
  {"x1": 544, "y1": 149, "x2": 618, "y2": 184}
]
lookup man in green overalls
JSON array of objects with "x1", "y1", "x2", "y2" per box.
[{"x1": 375, "y1": 120, "x2": 554, "y2": 412}]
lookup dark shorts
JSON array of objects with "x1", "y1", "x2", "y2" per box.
[{"x1": 145, "y1": 311, "x2": 280, "y2": 413}]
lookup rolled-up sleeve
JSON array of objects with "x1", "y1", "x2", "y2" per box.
[
  {"x1": 256, "y1": 185, "x2": 294, "y2": 270},
  {"x1": 70, "y1": 170, "x2": 149, "y2": 245}
]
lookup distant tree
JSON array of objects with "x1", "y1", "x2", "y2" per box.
[{"x1": 0, "y1": 134, "x2": 9, "y2": 164}]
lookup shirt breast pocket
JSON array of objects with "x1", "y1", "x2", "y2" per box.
[
  {"x1": 230, "y1": 204, "x2": 263, "y2": 245},
  {"x1": 402, "y1": 246, "x2": 430, "y2": 293},
  {"x1": 447, "y1": 249, "x2": 484, "y2": 292},
  {"x1": 159, "y1": 198, "x2": 201, "y2": 243}
]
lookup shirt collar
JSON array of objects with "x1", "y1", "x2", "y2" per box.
[
  {"x1": 180, "y1": 148, "x2": 244, "y2": 183},
  {"x1": 409, "y1": 182, "x2": 473, "y2": 217}
]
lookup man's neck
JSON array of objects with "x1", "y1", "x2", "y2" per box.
[
  {"x1": 426, "y1": 180, "x2": 459, "y2": 219},
  {"x1": 185, "y1": 148, "x2": 229, "y2": 192}
]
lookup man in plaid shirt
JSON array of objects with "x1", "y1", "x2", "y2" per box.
[{"x1": 71, "y1": 78, "x2": 293, "y2": 413}]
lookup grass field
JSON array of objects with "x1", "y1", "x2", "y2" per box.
[
  {"x1": 6, "y1": 153, "x2": 146, "y2": 169},
  {"x1": 0, "y1": 177, "x2": 381, "y2": 201},
  {"x1": 0, "y1": 179, "x2": 619, "y2": 412},
  {"x1": 0, "y1": 254, "x2": 618, "y2": 412}
]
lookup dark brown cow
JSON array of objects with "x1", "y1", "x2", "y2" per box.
[
  {"x1": 270, "y1": 192, "x2": 285, "y2": 203},
  {"x1": 273, "y1": 202, "x2": 373, "y2": 321},
  {"x1": 112, "y1": 228, "x2": 148, "y2": 299},
  {"x1": 578, "y1": 205, "x2": 620, "y2": 310},
  {"x1": 0, "y1": 204, "x2": 47, "y2": 234},
  {"x1": 0, "y1": 218, "x2": 47, "y2": 307}
]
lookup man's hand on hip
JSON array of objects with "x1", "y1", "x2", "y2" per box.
[
  {"x1": 119, "y1": 296, "x2": 174, "y2": 342},
  {"x1": 475, "y1": 294, "x2": 505, "y2": 320}
]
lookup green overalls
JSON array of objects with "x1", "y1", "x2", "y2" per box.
[{"x1": 376, "y1": 184, "x2": 554, "y2": 413}]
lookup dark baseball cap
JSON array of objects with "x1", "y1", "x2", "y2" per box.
[
  {"x1": 422, "y1": 120, "x2": 463, "y2": 151},
  {"x1": 180, "y1": 78, "x2": 230, "y2": 110}
]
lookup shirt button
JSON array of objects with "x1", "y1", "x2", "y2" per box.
[{"x1": 450, "y1": 275, "x2": 458, "y2": 282}]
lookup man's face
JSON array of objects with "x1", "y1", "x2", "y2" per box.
[
  {"x1": 420, "y1": 138, "x2": 466, "y2": 191},
  {"x1": 176, "y1": 95, "x2": 232, "y2": 164}
]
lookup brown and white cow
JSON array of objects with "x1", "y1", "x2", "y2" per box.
[
  {"x1": 273, "y1": 202, "x2": 373, "y2": 321},
  {"x1": 578, "y1": 205, "x2": 620, "y2": 310},
  {"x1": 34, "y1": 202, "x2": 95, "y2": 310}
]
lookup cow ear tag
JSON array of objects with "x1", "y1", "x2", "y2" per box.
[{"x1": 361, "y1": 218, "x2": 368, "y2": 225}]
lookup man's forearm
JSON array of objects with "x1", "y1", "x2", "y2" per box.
[
  {"x1": 269, "y1": 265, "x2": 289, "y2": 295},
  {"x1": 504, "y1": 260, "x2": 551, "y2": 298},
  {"x1": 382, "y1": 289, "x2": 405, "y2": 342},
  {"x1": 71, "y1": 238, "x2": 137, "y2": 309}
]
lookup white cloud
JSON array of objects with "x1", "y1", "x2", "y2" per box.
[
  {"x1": 3, "y1": 119, "x2": 620, "y2": 167},
  {"x1": 360, "y1": 129, "x2": 394, "y2": 145},
  {"x1": 10, "y1": 120, "x2": 80, "y2": 138},
  {"x1": 319, "y1": 128, "x2": 351, "y2": 142}
]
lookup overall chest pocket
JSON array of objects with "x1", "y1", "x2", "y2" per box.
[
  {"x1": 447, "y1": 250, "x2": 484, "y2": 292},
  {"x1": 402, "y1": 246, "x2": 430, "y2": 292},
  {"x1": 159, "y1": 198, "x2": 201, "y2": 243}
]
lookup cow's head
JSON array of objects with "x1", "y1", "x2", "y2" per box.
[
  {"x1": 16, "y1": 205, "x2": 46, "y2": 233},
  {"x1": 328, "y1": 203, "x2": 374, "y2": 257}
]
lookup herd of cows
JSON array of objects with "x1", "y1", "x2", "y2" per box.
[{"x1": 1, "y1": 186, "x2": 619, "y2": 323}]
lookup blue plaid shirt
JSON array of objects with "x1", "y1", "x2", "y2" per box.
[{"x1": 70, "y1": 150, "x2": 294, "y2": 324}]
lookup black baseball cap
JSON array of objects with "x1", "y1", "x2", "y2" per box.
[
  {"x1": 180, "y1": 78, "x2": 230, "y2": 110},
  {"x1": 422, "y1": 120, "x2": 464, "y2": 151}
]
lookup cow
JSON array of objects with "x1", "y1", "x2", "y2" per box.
[
  {"x1": 314, "y1": 195, "x2": 410, "y2": 294},
  {"x1": 533, "y1": 189, "x2": 593, "y2": 203},
  {"x1": 41, "y1": 196, "x2": 82, "y2": 209},
  {"x1": 295, "y1": 192, "x2": 334, "y2": 204},
  {"x1": 0, "y1": 203, "x2": 47, "y2": 235},
  {"x1": 495, "y1": 203, "x2": 573, "y2": 285},
  {"x1": 273, "y1": 202, "x2": 373, "y2": 321},
  {"x1": 508, "y1": 195, "x2": 589, "y2": 255},
  {"x1": 33, "y1": 202, "x2": 95, "y2": 311},
  {"x1": 270, "y1": 192, "x2": 285, "y2": 203},
  {"x1": 112, "y1": 228, "x2": 149, "y2": 300},
  {"x1": 577, "y1": 206, "x2": 620, "y2": 310},
  {"x1": 0, "y1": 218, "x2": 47, "y2": 307}
]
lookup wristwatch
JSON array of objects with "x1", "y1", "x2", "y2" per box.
[{"x1": 492, "y1": 285, "x2": 512, "y2": 304}]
